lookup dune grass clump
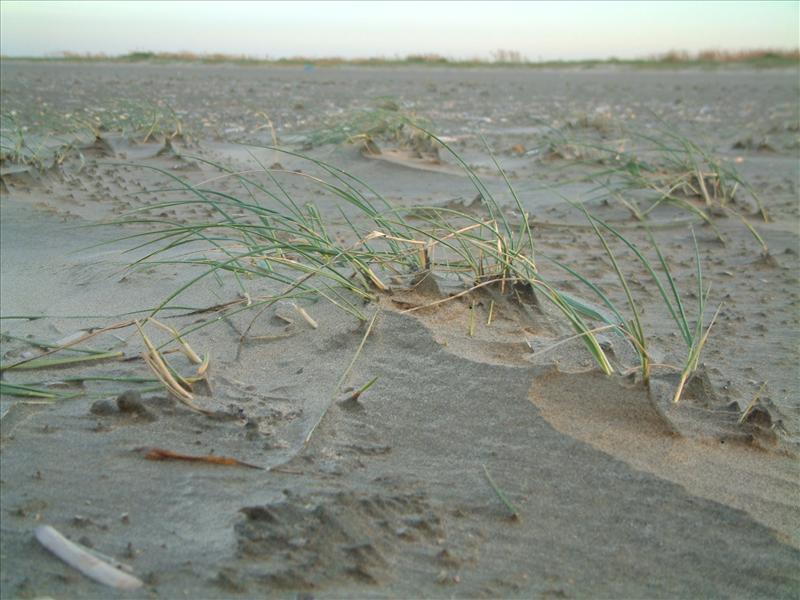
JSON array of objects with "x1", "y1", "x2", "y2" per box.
[
  {"x1": 136, "y1": 318, "x2": 211, "y2": 412},
  {"x1": 0, "y1": 315, "x2": 213, "y2": 406},
  {"x1": 591, "y1": 127, "x2": 768, "y2": 222},
  {"x1": 110, "y1": 134, "x2": 615, "y2": 374},
  {"x1": 0, "y1": 112, "x2": 78, "y2": 170},
  {"x1": 108, "y1": 125, "x2": 724, "y2": 402},
  {"x1": 544, "y1": 203, "x2": 719, "y2": 400},
  {"x1": 536, "y1": 121, "x2": 769, "y2": 250},
  {"x1": 300, "y1": 103, "x2": 439, "y2": 159},
  {"x1": 1, "y1": 122, "x2": 718, "y2": 406},
  {"x1": 111, "y1": 150, "x2": 422, "y2": 326},
  {"x1": 0, "y1": 101, "x2": 184, "y2": 171}
]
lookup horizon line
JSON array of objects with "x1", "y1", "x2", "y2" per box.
[{"x1": 2, "y1": 47, "x2": 799, "y2": 65}]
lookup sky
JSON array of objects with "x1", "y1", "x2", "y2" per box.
[{"x1": 1, "y1": 1, "x2": 797, "y2": 61}]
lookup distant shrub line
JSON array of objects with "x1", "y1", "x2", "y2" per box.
[{"x1": 2, "y1": 48, "x2": 798, "y2": 68}]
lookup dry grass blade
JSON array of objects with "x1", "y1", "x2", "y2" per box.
[
  {"x1": 292, "y1": 303, "x2": 319, "y2": 329},
  {"x1": 148, "y1": 317, "x2": 203, "y2": 364},
  {"x1": 335, "y1": 309, "x2": 381, "y2": 398},
  {"x1": 136, "y1": 320, "x2": 212, "y2": 414},
  {"x1": 138, "y1": 325, "x2": 191, "y2": 401},
  {"x1": 738, "y1": 382, "x2": 768, "y2": 425},
  {"x1": 255, "y1": 111, "x2": 278, "y2": 147},
  {"x1": 304, "y1": 309, "x2": 381, "y2": 445},
  {"x1": 672, "y1": 303, "x2": 722, "y2": 404}
]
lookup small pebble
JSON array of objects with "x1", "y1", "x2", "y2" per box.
[
  {"x1": 116, "y1": 390, "x2": 146, "y2": 413},
  {"x1": 116, "y1": 391, "x2": 155, "y2": 420},
  {"x1": 89, "y1": 399, "x2": 115, "y2": 415}
]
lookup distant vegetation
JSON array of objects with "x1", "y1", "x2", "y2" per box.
[
  {"x1": 1, "y1": 48, "x2": 797, "y2": 68},
  {"x1": 653, "y1": 48, "x2": 800, "y2": 64}
]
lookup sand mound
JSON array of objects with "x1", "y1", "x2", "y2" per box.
[{"x1": 531, "y1": 368, "x2": 800, "y2": 548}]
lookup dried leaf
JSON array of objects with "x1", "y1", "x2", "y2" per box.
[{"x1": 140, "y1": 447, "x2": 264, "y2": 470}]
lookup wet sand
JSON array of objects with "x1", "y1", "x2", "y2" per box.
[{"x1": 1, "y1": 62, "x2": 799, "y2": 598}]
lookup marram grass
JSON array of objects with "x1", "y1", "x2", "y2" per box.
[{"x1": 100, "y1": 123, "x2": 721, "y2": 402}]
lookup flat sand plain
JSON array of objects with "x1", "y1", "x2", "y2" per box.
[{"x1": 1, "y1": 62, "x2": 799, "y2": 598}]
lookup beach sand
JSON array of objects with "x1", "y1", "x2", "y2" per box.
[{"x1": 1, "y1": 62, "x2": 798, "y2": 598}]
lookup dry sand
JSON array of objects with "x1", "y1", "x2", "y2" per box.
[{"x1": 1, "y1": 62, "x2": 799, "y2": 598}]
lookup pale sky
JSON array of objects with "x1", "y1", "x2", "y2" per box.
[{"x1": 1, "y1": 1, "x2": 797, "y2": 61}]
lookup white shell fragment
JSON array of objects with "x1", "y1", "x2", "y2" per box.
[{"x1": 34, "y1": 525, "x2": 144, "y2": 590}]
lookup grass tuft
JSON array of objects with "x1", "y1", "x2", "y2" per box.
[
  {"x1": 535, "y1": 120, "x2": 770, "y2": 250},
  {"x1": 95, "y1": 124, "x2": 727, "y2": 402}
]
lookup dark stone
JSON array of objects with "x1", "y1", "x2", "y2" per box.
[
  {"x1": 89, "y1": 399, "x2": 116, "y2": 416},
  {"x1": 116, "y1": 390, "x2": 156, "y2": 421}
]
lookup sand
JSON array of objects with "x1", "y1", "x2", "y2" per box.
[{"x1": 1, "y1": 62, "x2": 799, "y2": 598}]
